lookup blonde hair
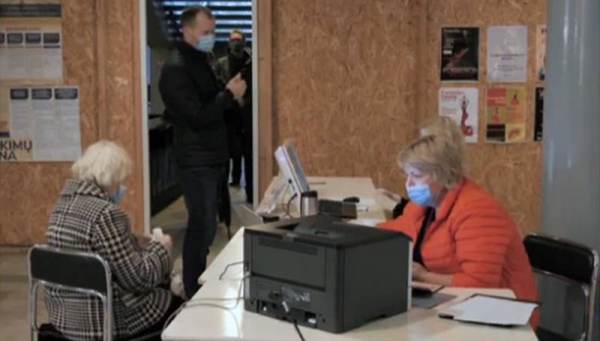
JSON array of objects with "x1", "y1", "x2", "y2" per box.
[
  {"x1": 398, "y1": 117, "x2": 466, "y2": 188},
  {"x1": 71, "y1": 140, "x2": 132, "y2": 189}
]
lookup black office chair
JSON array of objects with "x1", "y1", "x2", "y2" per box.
[
  {"x1": 524, "y1": 234, "x2": 599, "y2": 341},
  {"x1": 28, "y1": 245, "x2": 162, "y2": 341}
]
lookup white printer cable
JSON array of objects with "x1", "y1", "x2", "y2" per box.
[
  {"x1": 162, "y1": 261, "x2": 308, "y2": 341},
  {"x1": 162, "y1": 261, "x2": 246, "y2": 335}
]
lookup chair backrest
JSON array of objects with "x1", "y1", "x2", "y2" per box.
[
  {"x1": 524, "y1": 233, "x2": 599, "y2": 340},
  {"x1": 524, "y1": 234, "x2": 598, "y2": 286},
  {"x1": 28, "y1": 244, "x2": 113, "y2": 341},
  {"x1": 29, "y1": 244, "x2": 111, "y2": 294}
]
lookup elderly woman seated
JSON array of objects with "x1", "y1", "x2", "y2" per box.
[
  {"x1": 378, "y1": 117, "x2": 538, "y2": 322},
  {"x1": 45, "y1": 140, "x2": 182, "y2": 340}
]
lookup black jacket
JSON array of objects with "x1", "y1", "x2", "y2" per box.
[
  {"x1": 159, "y1": 41, "x2": 236, "y2": 167},
  {"x1": 215, "y1": 50, "x2": 253, "y2": 138}
]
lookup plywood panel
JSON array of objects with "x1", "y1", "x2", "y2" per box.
[
  {"x1": 421, "y1": 0, "x2": 546, "y2": 234},
  {"x1": 257, "y1": 0, "x2": 274, "y2": 200},
  {"x1": 104, "y1": 0, "x2": 144, "y2": 233},
  {"x1": 0, "y1": 0, "x2": 144, "y2": 244},
  {"x1": 271, "y1": 0, "x2": 546, "y2": 235},
  {"x1": 273, "y1": 0, "x2": 420, "y2": 194},
  {"x1": 0, "y1": 0, "x2": 68, "y2": 244},
  {"x1": 62, "y1": 0, "x2": 98, "y2": 147},
  {"x1": 0, "y1": 0, "x2": 96, "y2": 244}
]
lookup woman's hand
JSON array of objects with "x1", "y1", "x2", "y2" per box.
[
  {"x1": 412, "y1": 262, "x2": 429, "y2": 281},
  {"x1": 413, "y1": 262, "x2": 453, "y2": 286},
  {"x1": 154, "y1": 234, "x2": 173, "y2": 251},
  {"x1": 134, "y1": 233, "x2": 152, "y2": 248}
]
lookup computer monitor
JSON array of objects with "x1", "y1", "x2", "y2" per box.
[{"x1": 274, "y1": 141, "x2": 310, "y2": 210}]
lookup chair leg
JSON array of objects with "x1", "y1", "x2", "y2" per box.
[
  {"x1": 227, "y1": 224, "x2": 232, "y2": 240},
  {"x1": 29, "y1": 282, "x2": 39, "y2": 341}
]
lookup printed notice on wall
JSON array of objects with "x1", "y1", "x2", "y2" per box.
[
  {"x1": 486, "y1": 86, "x2": 527, "y2": 143},
  {"x1": 440, "y1": 27, "x2": 480, "y2": 81},
  {"x1": 534, "y1": 87, "x2": 544, "y2": 141},
  {"x1": 439, "y1": 88, "x2": 479, "y2": 143},
  {"x1": 0, "y1": 86, "x2": 81, "y2": 162},
  {"x1": 487, "y1": 26, "x2": 528, "y2": 83},
  {"x1": 0, "y1": 3, "x2": 63, "y2": 81},
  {"x1": 536, "y1": 25, "x2": 546, "y2": 82}
]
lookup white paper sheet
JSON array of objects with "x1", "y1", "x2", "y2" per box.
[
  {"x1": 9, "y1": 88, "x2": 32, "y2": 138},
  {"x1": 32, "y1": 88, "x2": 57, "y2": 160},
  {"x1": 54, "y1": 87, "x2": 81, "y2": 160},
  {"x1": 439, "y1": 295, "x2": 537, "y2": 326}
]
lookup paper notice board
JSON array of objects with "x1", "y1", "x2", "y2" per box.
[
  {"x1": 0, "y1": 3, "x2": 63, "y2": 82},
  {"x1": 0, "y1": 86, "x2": 81, "y2": 162},
  {"x1": 0, "y1": 3, "x2": 80, "y2": 162}
]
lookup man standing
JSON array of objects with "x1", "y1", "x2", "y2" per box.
[
  {"x1": 159, "y1": 7, "x2": 246, "y2": 298},
  {"x1": 215, "y1": 30, "x2": 254, "y2": 204}
]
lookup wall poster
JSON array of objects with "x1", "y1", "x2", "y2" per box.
[
  {"x1": 440, "y1": 27, "x2": 480, "y2": 81},
  {"x1": 439, "y1": 87, "x2": 479, "y2": 143},
  {"x1": 486, "y1": 86, "x2": 527, "y2": 143},
  {"x1": 488, "y1": 26, "x2": 528, "y2": 83}
]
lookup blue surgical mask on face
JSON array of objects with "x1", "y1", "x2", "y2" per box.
[
  {"x1": 407, "y1": 184, "x2": 435, "y2": 207},
  {"x1": 196, "y1": 34, "x2": 215, "y2": 52},
  {"x1": 109, "y1": 185, "x2": 127, "y2": 204}
]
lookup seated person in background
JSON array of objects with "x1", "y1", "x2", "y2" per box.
[
  {"x1": 45, "y1": 140, "x2": 182, "y2": 340},
  {"x1": 378, "y1": 117, "x2": 538, "y2": 305}
]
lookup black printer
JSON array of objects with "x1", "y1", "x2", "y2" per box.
[{"x1": 243, "y1": 216, "x2": 412, "y2": 333}]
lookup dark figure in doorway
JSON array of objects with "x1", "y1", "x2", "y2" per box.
[
  {"x1": 215, "y1": 29, "x2": 254, "y2": 204},
  {"x1": 159, "y1": 6, "x2": 247, "y2": 298}
]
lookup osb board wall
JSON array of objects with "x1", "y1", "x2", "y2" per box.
[
  {"x1": 420, "y1": 0, "x2": 546, "y2": 234},
  {"x1": 0, "y1": 0, "x2": 145, "y2": 244},
  {"x1": 273, "y1": 0, "x2": 545, "y2": 235},
  {"x1": 273, "y1": 0, "x2": 421, "y2": 190}
]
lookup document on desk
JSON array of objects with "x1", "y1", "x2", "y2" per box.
[
  {"x1": 412, "y1": 281, "x2": 444, "y2": 294},
  {"x1": 438, "y1": 294, "x2": 538, "y2": 326}
]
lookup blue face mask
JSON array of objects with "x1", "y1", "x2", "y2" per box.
[
  {"x1": 407, "y1": 184, "x2": 435, "y2": 207},
  {"x1": 109, "y1": 185, "x2": 127, "y2": 204},
  {"x1": 196, "y1": 34, "x2": 215, "y2": 52}
]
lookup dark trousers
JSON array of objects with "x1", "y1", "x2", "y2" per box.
[
  {"x1": 228, "y1": 133, "x2": 242, "y2": 184},
  {"x1": 242, "y1": 131, "x2": 253, "y2": 204},
  {"x1": 179, "y1": 164, "x2": 227, "y2": 298}
]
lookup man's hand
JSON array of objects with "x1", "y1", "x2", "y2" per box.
[
  {"x1": 236, "y1": 97, "x2": 245, "y2": 107},
  {"x1": 226, "y1": 73, "x2": 247, "y2": 100}
]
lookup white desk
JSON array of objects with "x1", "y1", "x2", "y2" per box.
[
  {"x1": 164, "y1": 228, "x2": 536, "y2": 341},
  {"x1": 253, "y1": 176, "x2": 386, "y2": 223},
  {"x1": 164, "y1": 176, "x2": 537, "y2": 341}
]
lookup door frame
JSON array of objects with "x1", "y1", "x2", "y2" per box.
[{"x1": 139, "y1": 0, "x2": 275, "y2": 226}]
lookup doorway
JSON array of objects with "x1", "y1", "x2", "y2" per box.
[{"x1": 140, "y1": 0, "x2": 259, "y2": 259}]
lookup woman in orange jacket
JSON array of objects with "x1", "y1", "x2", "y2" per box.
[{"x1": 378, "y1": 117, "x2": 538, "y2": 319}]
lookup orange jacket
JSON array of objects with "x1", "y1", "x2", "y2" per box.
[{"x1": 379, "y1": 179, "x2": 538, "y2": 320}]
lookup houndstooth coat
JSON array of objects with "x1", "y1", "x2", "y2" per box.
[{"x1": 45, "y1": 179, "x2": 172, "y2": 340}]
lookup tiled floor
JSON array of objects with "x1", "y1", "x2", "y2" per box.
[{"x1": 0, "y1": 186, "x2": 248, "y2": 340}]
